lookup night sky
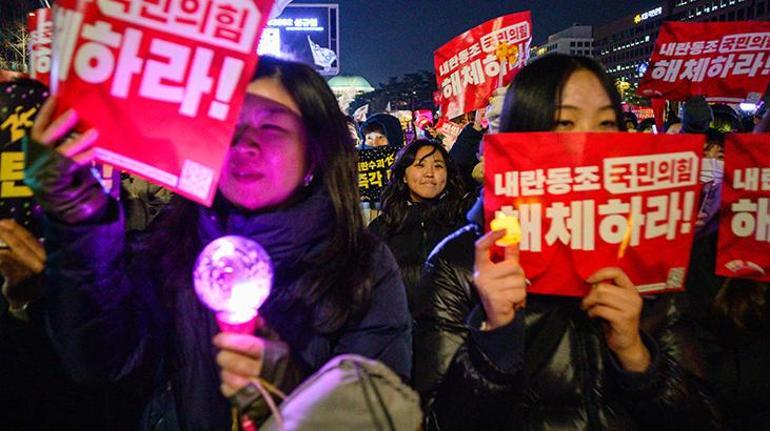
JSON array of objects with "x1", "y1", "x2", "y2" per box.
[
  {"x1": 8, "y1": 0, "x2": 665, "y2": 86},
  {"x1": 299, "y1": 0, "x2": 661, "y2": 86}
]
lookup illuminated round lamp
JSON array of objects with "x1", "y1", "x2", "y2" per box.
[{"x1": 193, "y1": 236, "x2": 273, "y2": 334}]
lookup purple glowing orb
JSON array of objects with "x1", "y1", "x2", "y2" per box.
[{"x1": 193, "y1": 236, "x2": 273, "y2": 326}]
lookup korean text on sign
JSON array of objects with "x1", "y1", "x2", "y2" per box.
[
  {"x1": 484, "y1": 132, "x2": 703, "y2": 297},
  {"x1": 434, "y1": 11, "x2": 532, "y2": 120},
  {"x1": 51, "y1": 0, "x2": 274, "y2": 206},
  {"x1": 716, "y1": 134, "x2": 770, "y2": 281},
  {"x1": 28, "y1": 8, "x2": 54, "y2": 86},
  {"x1": 357, "y1": 146, "x2": 397, "y2": 203},
  {"x1": 639, "y1": 21, "x2": 770, "y2": 101}
]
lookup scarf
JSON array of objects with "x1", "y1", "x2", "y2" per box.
[{"x1": 197, "y1": 184, "x2": 335, "y2": 282}]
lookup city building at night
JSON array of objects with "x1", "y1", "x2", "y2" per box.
[
  {"x1": 530, "y1": 25, "x2": 594, "y2": 62},
  {"x1": 594, "y1": 0, "x2": 770, "y2": 84}
]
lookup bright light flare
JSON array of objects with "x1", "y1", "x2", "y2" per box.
[
  {"x1": 193, "y1": 236, "x2": 273, "y2": 327},
  {"x1": 490, "y1": 211, "x2": 522, "y2": 246},
  {"x1": 739, "y1": 102, "x2": 757, "y2": 113}
]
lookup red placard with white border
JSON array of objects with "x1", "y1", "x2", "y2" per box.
[
  {"x1": 484, "y1": 132, "x2": 704, "y2": 297},
  {"x1": 716, "y1": 134, "x2": 770, "y2": 281},
  {"x1": 434, "y1": 11, "x2": 532, "y2": 120},
  {"x1": 51, "y1": 0, "x2": 274, "y2": 206},
  {"x1": 638, "y1": 21, "x2": 770, "y2": 102}
]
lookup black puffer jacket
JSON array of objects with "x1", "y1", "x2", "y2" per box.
[
  {"x1": 414, "y1": 217, "x2": 721, "y2": 430},
  {"x1": 368, "y1": 201, "x2": 466, "y2": 312}
]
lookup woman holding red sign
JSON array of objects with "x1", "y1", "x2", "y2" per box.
[
  {"x1": 414, "y1": 54, "x2": 721, "y2": 430},
  {"x1": 22, "y1": 57, "x2": 412, "y2": 430}
]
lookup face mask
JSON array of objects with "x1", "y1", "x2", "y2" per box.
[
  {"x1": 696, "y1": 158, "x2": 724, "y2": 233},
  {"x1": 700, "y1": 157, "x2": 724, "y2": 183}
]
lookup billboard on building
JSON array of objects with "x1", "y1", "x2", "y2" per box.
[{"x1": 258, "y1": 3, "x2": 339, "y2": 76}]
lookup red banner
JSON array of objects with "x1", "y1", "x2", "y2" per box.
[
  {"x1": 28, "y1": 8, "x2": 53, "y2": 86},
  {"x1": 434, "y1": 11, "x2": 532, "y2": 120},
  {"x1": 484, "y1": 132, "x2": 704, "y2": 297},
  {"x1": 51, "y1": 0, "x2": 274, "y2": 206},
  {"x1": 716, "y1": 134, "x2": 770, "y2": 281},
  {"x1": 638, "y1": 21, "x2": 770, "y2": 102}
]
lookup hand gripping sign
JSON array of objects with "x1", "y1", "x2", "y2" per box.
[
  {"x1": 50, "y1": 0, "x2": 274, "y2": 206},
  {"x1": 484, "y1": 132, "x2": 704, "y2": 297},
  {"x1": 638, "y1": 21, "x2": 770, "y2": 102},
  {"x1": 434, "y1": 11, "x2": 532, "y2": 120},
  {"x1": 716, "y1": 134, "x2": 770, "y2": 281}
]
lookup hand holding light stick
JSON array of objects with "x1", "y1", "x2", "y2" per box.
[{"x1": 194, "y1": 236, "x2": 274, "y2": 431}]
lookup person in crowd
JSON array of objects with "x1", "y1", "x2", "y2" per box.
[
  {"x1": 368, "y1": 139, "x2": 469, "y2": 313},
  {"x1": 685, "y1": 172, "x2": 769, "y2": 429},
  {"x1": 345, "y1": 115, "x2": 362, "y2": 148},
  {"x1": 413, "y1": 54, "x2": 720, "y2": 430},
  {"x1": 681, "y1": 91, "x2": 770, "y2": 429},
  {"x1": 681, "y1": 95, "x2": 713, "y2": 134},
  {"x1": 710, "y1": 103, "x2": 743, "y2": 133},
  {"x1": 360, "y1": 113, "x2": 405, "y2": 149},
  {"x1": 0, "y1": 219, "x2": 121, "y2": 430},
  {"x1": 623, "y1": 111, "x2": 638, "y2": 132},
  {"x1": 448, "y1": 111, "x2": 486, "y2": 191},
  {"x1": 636, "y1": 117, "x2": 657, "y2": 133},
  {"x1": 685, "y1": 229, "x2": 770, "y2": 430},
  {"x1": 23, "y1": 56, "x2": 411, "y2": 430},
  {"x1": 680, "y1": 95, "x2": 726, "y2": 161},
  {"x1": 664, "y1": 118, "x2": 682, "y2": 134},
  {"x1": 449, "y1": 87, "x2": 507, "y2": 193}
]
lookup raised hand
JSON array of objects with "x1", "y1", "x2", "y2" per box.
[
  {"x1": 0, "y1": 219, "x2": 46, "y2": 309},
  {"x1": 473, "y1": 229, "x2": 527, "y2": 330},
  {"x1": 581, "y1": 267, "x2": 650, "y2": 372}
]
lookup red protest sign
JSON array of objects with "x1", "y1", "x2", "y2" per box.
[
  {"x1": 435, "y1": 118, "x2": 466, "y2": 151},
  {"x1": 638, "y1": 21, "x2": 770, "y2": 102},
  {"x1": 716, "y1": 134, "x2": 770, "y2": 281},
  {"x1": 484, "y1": 132, "x2": 704, "y2": 297},
  {"x1": 28, "y1": 8, "x2": 53, "y2": 86},
  {"x1": 434, "y1": 11, "x2": 532, "y2": 120},
  {"x1": 51, "y1": 0, "x2": 274, "y2": 206}
]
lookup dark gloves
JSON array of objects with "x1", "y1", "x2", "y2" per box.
[{"x1": 23, "y1": 136, "x2": 109, "y2": 224}]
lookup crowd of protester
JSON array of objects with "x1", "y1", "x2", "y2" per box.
[{"x1": 0, "y1": 52, "x2": 768, "y2": 430}]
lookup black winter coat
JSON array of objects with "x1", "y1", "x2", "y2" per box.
[
  {"x1": 685, "y1": 231, "x2": 770, "y2": 429},
  {"x1": 368, "y1": 201, "x2": 467, "y2": 312},
  {"x1": 414, "y1": 222, "x2": 722, "y2": 431},
  {"x1": 448, "y1": 124, "x2": 484, "y2": 192},
  {"x1": 42, "y1": 189, "x2": 412, "y2": 431}
]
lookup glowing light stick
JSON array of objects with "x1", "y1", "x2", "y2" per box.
[
  {"x1": 193, "y1": 236, "x2": 273, "y2": 334},
  {"x1": 490, "y1": 211, "x2": 522, "y2": 247}
]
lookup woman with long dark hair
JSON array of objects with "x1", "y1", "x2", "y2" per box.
[
  {"x1": 414, "y1": 54, "x2": 720, "y2": 430},
  {"x1": 23, "y1": 56, "x2": 411, "y2": 429},
  {"x1": 369, "y1": 139, "x2": 469, "y2": 312}
]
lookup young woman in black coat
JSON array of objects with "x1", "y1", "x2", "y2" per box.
[
  {"x1": 23, "y1": 57, "x2": 411, "y2": 430},
  {"x1": 414, "y1": 54, "x2": 721, "y2": 430},
  {"x1": 369, "y1": 139, "x2": 470, "y2": 313}
]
